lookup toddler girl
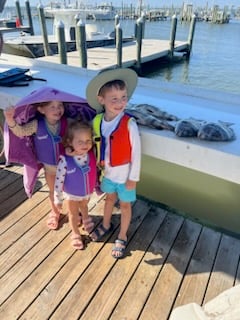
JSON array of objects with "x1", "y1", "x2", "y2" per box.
[{"x1": 54, "y1": 120, "x2": 97, "y2": 249}]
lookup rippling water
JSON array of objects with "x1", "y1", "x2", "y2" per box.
[{"x1": 32, "y1": 16, "x2": 240, "y2": 94}]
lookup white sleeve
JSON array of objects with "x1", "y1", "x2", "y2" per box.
[
  {"x1": 128, "y1": 119, "x2": 141, "y2": 182},
  {"x1": 54, "y1": 155, "x2": 67, "y2": 205}
]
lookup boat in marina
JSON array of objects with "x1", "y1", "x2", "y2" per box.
[
  {"x1": 0, "y1": 53, "x2": 240, "y2": 237},
  {"x1": 44, "y1": 2, "x2": 117, "y2": 20},
  {"x1": 2, "y1": 8, "x2": 132, "y2": 58}
]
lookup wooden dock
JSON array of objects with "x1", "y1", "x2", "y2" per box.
[
  {"x1": 38, "y1": 39, "x2": 189, "y2": 71},
  {"x1": 1, "y1": 163, "x2": 240, "y2": 319}
]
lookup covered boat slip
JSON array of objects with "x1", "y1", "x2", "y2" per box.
[
  {"x1": 0, "y1": 164, "x2": 240, "y2": 319},
  {"x1": 1, "y1": 53, "x2": 240, "y2": 235}
]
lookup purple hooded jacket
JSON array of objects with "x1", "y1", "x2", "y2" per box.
[{"x1": 4, "y1": 86, "x2": 96, "y2": 197}]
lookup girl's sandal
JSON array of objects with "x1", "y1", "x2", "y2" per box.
[
  {"x1": 47, "y1": 211, "x2": 60, "y2": 230},
  {"x1": 71, "y1": 234, "x2": 84, "y2": 250},
  {"x1": 82, "y1": 216, "x2": 94, "y2": 234}
]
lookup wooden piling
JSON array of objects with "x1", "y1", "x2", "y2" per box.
[
  {"x1": 25, "y1": 0, "x2": 34, "y2": 35},
  {"x1": 76, "y1": 20, "x2": 87, "y2": 68},
  {"x1": 38, "y1": 4, "x2": 51, "y2": 56},
  {"x1": 187, "y1": 14, "x2": 196, "y2": 57},
  {"x1": 15, "y1": 0, "x2": 23, "y2": 25},
  {"x1": 115, "y1": 14, "x2": 120, "y2": 27},
  {"x1": 57, "y1": 21, "x2": 67, "y2": 65},
  {"x1": 116, "y1": 24, "x2": 122, "y2": 68},
  {"x1": 169, "y1": 14, "x2": 177, "y2": 58},
  {"x1": 135, "y1": 18, "x2": 143, "y2": 73}
]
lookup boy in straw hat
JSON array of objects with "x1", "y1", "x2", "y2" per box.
[{"x1": 86, "y1": 68, "x2": 141, "y2": 259}]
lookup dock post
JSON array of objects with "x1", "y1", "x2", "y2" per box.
[
  {"x1": 15, "y1": 0, "x2": 23, "y2": 25},
  {"x1": 187, "y1": 14, "x2": 196, "y2": 58},
  {"x1": 135, "y1": 17, "x2": 143, "y2": 74},
  {"x1": 25, "y1": 0, "x2": 34, "y2": 35},
  {"x1": 76, "y1": 20, "x2": 87, "y2": 68},
  {"x1": 169, "y1": 14, "x2": 177, "y2": 58},
  {"x1": 141, "y1": 12, "x2": 146, "y2": 38},
  {"x1": 38, "y1": 4, "x2": 51, "y2": 56},
  {"x1": 116, "y1": 24, "x2": 122, "y2": 68},
  {"x1": 115, "y1": 14, "x2": 120, "y2": 26},
  {"x1": 57, "y1": 21, "x2": 67, "y2": 65}
]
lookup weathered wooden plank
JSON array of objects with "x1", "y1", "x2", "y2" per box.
[
  {"x1": 203, "y1": 234, "x2": 240, "y2": 303},
  {"x1": 80, "y1": 206, "x2": 167, "y2": 320},
  {"x1": 0, "y1": 177, "x2": 47, "y2": 238},
  {"x1": 173, "y1": 226, "x2": 222, "y2": 307},
  {"x1": 49, "y1": 200, "x2": 151, "y2": 320},
  {"x1": 139, "y1": 219, "x2": 202, "y2": 320},
  {"x1": 0, "y1": 193, "x2": 105, "y2": 318},
  {"x1": 109, "y1": 212, "x2": 185, "y2": 320}
]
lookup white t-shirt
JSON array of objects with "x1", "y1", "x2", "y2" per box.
[{"x1": 101, "y1": 112, "x2": 141, "y2": 184}]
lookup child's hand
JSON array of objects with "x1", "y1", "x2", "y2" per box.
[
  {"x1": 4, "y1": 106, "x2": 16, "y2": 127},
  {"x1": 4, "y1": 106, "x2": 15, "y2": 120},
  {"x1": 125, "y1": 180, "x2": 136, "y2": 190}
]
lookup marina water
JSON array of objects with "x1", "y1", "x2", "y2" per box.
[{"x1": 22, "y1": 16, "x2": 240, "y2": 95}]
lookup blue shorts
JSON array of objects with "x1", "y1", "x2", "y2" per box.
[{"x1": 101, "y1": 177, "x2": 136, "y2": 203}]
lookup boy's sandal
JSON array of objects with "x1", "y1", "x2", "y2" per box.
[
  {"x1": 90, "y1": 222, "x2": 114, "y2": 242},
  {"x1": 47, "y1": 211, "x2": 60, "y2": 230},
  {"x1": 71, "y1": 234, "x2": 84, "y2": 250},
  {"x1": 111, "y1": 239, "x2": 127, "y2": 259},
  {"x1": 82, "y1": 216, "x2": 94, "y2": 234}
]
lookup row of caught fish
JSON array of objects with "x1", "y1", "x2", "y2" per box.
[{"x1": 126, "y1": 104, "x2": 236, "y2": 142}]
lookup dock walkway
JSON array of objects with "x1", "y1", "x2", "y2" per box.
[
  {"x1": 38, "y1": 39, "x2": 189, "y2": 70},
  {"x1": 1, "y1": 163, "x2": 240, "y2": 319}
]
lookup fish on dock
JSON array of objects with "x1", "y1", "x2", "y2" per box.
[
  {"x1": 197, "y1": 121, "x2": 236, "y2": 141},
  {"x1": 175, "y1": 118, "x2": 204, "y2": 137},
  {"x1": 127, "y1": 103, "x2": 179, "y2": 121},
  {"x1": 126, "y1": 106, "x2": 175, "y2": 131}
]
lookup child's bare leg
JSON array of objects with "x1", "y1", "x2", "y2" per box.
[
  {"x1": 67, "y1": 200, "x2": 84, "y2": 250},
  {"x1": 112, "y1": 201, "x2": 131, "y2": 259},
  {"x1": 103, "y1": 192, "x2": 117, "y2": 229},
  {"x1": 90, "y1": 192, "x2": 116, "y2": 241},
  {"x1": 118, "y1": 201, "x2": 131, "y2": 241},
  {"x1": 79, "y1": 199, "x2": 94, "y2": 233},
  {"x1": 45, "y1": 171, "x2": 59, "y2": 215},
  {"x1": 45, "y1": 171, "x2": 60, "y2": 229}
]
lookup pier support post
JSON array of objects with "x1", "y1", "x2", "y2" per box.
[
  {"x1": 115, "y1": 14, "x2": 120, "y2": 27},
  {"x1": 116, "y1": 24, "x2": 122, "y2": 68},
  {"x1": 187, "y1": 14, "x2": 196, "y2": 58},
  {"x1": 76, "y1": 20, "x2": 87, "y2": 68},
  {"x1": 25, "y1": 0, "x2": 34, "y2": 35},
  {"x1": 57, "y1": 21, "x2": 67, "y2": 65},
  {"x1": 15, "y1": 0, "x2": 23, "y2": 25},
  {"x1": 135, "y1": 17, "x2": 143, "y2": 74},
  {"x1": 169, "y1": 14, "x2": 177, "y2": 58},
  {"x1": 38, "y1": 4, "x2": 51, "y2": 56}
]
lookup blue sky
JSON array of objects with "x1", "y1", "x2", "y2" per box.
[{"x1": 4, "y1": 1, "x2": 240, "y2": 8}]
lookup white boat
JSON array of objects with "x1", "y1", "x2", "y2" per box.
[
  {"x1": 2, "y1": 9, "x2": 132, "y2": 58},
  {"x1": 44, "y1": 2, "x2": 117, "y2": 20},
  {"x1": 0, "y1": 53, "x2": 240, "y2": 236},
  {"x1": 90, "y1": 3, "x2": 117, "y2": 20}
]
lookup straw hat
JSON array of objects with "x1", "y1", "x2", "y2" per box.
[{"x1": 86, "y1": 68, "x2": 138, "y2": 112}]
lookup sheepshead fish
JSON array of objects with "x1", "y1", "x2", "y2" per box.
[
  {"x1": 126, "y1": 108, "x2": 175, "y2": 131},
  {"x1": 175, "y1": 118, "x2": 204, "y2": 137},
  {"x1": 127, "y1": 103, "x2": 179, "y2": 121},
  {"x1": 197, "y1": 121, "x2": 236, "y2": 141}
]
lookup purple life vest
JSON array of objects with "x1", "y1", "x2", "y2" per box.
[
  {"x1": 34, "y1": 117, "x2": 67, "y2": 165},
  {"x1": 63, "y1": 149, "x2": 97, "y2": 197}
]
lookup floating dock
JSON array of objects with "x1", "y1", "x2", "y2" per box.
[{"x1": 38, "y1": 39, "x2": 189, "y2": 71}]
